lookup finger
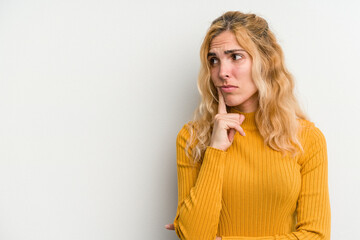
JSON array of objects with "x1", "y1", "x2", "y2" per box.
[
  {"x1": 225, "y1": 121, "x2": 246, "y2": 137},
  {"x1": 228, "y1": 129, "x2": 235, "y2": 142},
  {"x1": 165, "y1": 223, "x2": 175, "y2": 230},
  {"x1": 238, "y1": 114, "x2": 245, "y2": 124},
  {"x1": 217, "y1": 88, "x2": 227, "y2": 114},
  {"x1": 219, "y1": 114, "x2": 246, "y2": 128},
  {"x1": 215, "y1": 113, "x2": 244, "y2": 123},
  {"x1": 235, "y1": 125, "x2": 246, "y2": 136}
]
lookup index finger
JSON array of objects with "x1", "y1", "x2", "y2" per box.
[{"x1": 217, "y1": 88, "x2": 227, "y2": 114}]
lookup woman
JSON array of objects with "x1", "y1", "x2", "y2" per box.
[{"x1": 165, "y1": 11, "x2": 331, "y2": 240}]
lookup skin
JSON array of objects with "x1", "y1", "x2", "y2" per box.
[
  {"x1": 208, "y1": 30, "x2": 258, "y2": 151},
  {"x1": 208, "y1": 30, "x2": 258, "y2": 113},
  {"x1": 165, "y1": 31, "x2": 260, "y2": 240}
]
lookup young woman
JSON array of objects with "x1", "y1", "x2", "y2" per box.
[{"x1": 165, "y1": 11, "x2": 331, "y2": 240}]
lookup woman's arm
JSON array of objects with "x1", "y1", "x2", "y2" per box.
[
  {"x1": 173, "y1": 90, "x2": 245, "y2": 240},
  {"x1": 173, "y1": 124, "x2": 227, "y2": 240}
]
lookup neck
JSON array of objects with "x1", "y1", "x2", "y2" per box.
[{"x1": 229, "y1": 107, "x2": 257, "y2": 130}]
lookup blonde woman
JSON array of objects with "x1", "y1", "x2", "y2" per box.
[{"x1": 165, "y1": 11, "x2": 331, "y2": 240}]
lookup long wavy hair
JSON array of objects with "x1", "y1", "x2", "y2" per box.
[{"x1": 186, "y1": 11, "x2": 308, "y2": 163}]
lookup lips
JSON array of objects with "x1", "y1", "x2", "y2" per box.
[{"x1": 220, "y1": 85, "x2": 238, "y2": 93}]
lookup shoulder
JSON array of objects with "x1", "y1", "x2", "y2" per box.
[
  {"x1": 176, "y1": 122, "x2": 198, "y2": 147},
  {"x1": 298, "y1": 118, "x2": 326, "y2": 146},
  {"x1": 176, "y1": 122, "x2": 201, "y2": 166},
  {"x1": 297, "y1": 118, "x2": 327, "y2": 165},
  {"x1": 177, "y1": 122, "x2": 193, "y2": 141}
]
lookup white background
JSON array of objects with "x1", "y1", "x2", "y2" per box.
[{"x1": 0, "y1": 0, "x2": 359, "y2": 239}]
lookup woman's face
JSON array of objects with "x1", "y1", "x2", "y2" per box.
[{"x1": 208, "y1": 31, "x2": 258, "y2": 113}]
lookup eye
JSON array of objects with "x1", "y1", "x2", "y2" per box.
[
  {"x1": 232, "y1": 53, "x2": 243, "y2": 61},
  {"x1": 209, "y1": 57, "x2": 219, "y2": 66}
]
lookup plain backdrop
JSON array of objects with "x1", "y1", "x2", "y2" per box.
[{"x1": 0, "y1": 0, "x2": 359, "y2": 239}]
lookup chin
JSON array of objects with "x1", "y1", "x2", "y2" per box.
[
  {"x1": 224, "y1": 96, "x2": 245, "y2": 107},
  {"x1": 225, "y1": 102, "x2": 241, "y2": 107},
  {"x1": 224, "y1": 92, "x2": 258, "y2": 109}
]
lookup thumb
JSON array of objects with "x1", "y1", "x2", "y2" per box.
[{"x1": 228, "y1": 129, "x2": 236, "y2": 142}]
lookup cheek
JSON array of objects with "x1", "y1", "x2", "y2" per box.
[
  {"x1": 210, "y1": 70, "x2": 220, "y2": 84},
  {"x1": 210, "y1": 68, "x2": 216, "y2": 77},
  {"x1": 210, "y1": 79, "x2": 219, "y2": 91},
  {"x1": 234, "y1": 67, "x2": 250, "y2": 78}
]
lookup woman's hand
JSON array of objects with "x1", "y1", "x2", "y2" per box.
[
  {"x1": 210, "y1": 88, "x2": 245, "y2": 151},
  {"x1": 164, "y1": 224, "x2": 174, "y2": 230}
]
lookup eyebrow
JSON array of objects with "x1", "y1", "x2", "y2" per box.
[{"x1": 207, "y1": 49, "x2": 246, "y2": 57}]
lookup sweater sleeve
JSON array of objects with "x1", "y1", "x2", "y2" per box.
[
  {"x1": 222, "y1": 125, "x2": 331, "y2": 240},
  {"x1": 173, "y1": 124, "x2": 227, "y2": 240}
]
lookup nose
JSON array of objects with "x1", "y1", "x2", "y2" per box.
[{"x1": 218, "y1": 61, "x2": 230, "y2": 81}]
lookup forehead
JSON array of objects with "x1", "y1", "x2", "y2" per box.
[{"x1": 209, "y1": 31, "x2": 242, "y2": 51}]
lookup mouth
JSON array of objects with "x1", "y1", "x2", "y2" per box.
[{"x1": 220, "y1": 85, "x2": 238, "y2": 93}]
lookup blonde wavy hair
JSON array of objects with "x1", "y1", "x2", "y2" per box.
[{"x1": 186, "y1": 11, "x2": 308, "y2": 163}]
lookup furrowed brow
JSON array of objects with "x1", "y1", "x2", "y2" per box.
[
  {"x1": 207, "y1": 52, "x2": 216, "y2": 57},
  {"x1": 224, "y1": 49, "x2": 246, "y2": 54}
]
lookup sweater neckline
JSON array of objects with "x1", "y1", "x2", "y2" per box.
[{"x1": 229, "y1": 107, "x2": 258, "y2": 130}]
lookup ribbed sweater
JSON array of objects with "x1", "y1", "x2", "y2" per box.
[{"x1": 173, "y1": 109, "x2": 331, "y2": 240}]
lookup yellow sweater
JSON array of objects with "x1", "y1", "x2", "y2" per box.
[{"x1": 173, "y1": 109, "x2": 331, "y2": 240}]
